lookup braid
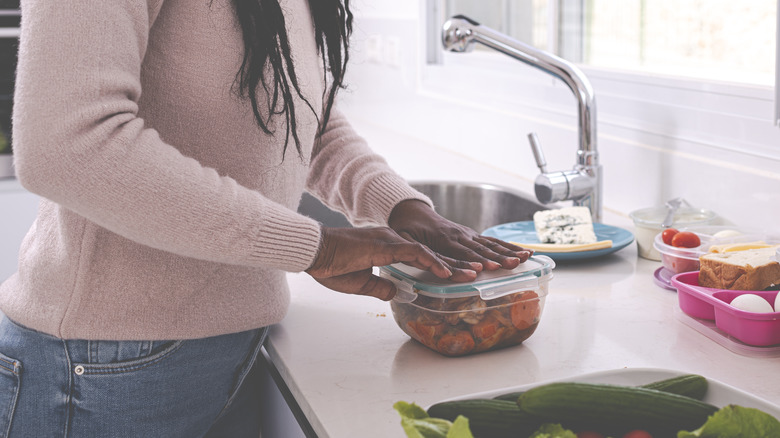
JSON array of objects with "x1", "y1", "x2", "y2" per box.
[{"x1": 231, "y1": 0, "x2": 352, "y2": 159}]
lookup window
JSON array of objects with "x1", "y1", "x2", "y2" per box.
[
  {"x1": 441, "y1": 0, "x2": 777, "y2": 87},
  {"x1": 423, "y1": 0, "x2": 780, "y2": 159}
]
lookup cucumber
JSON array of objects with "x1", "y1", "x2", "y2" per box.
[
  {"x1": 492, "y1": 391, "x2": 525, "y2": 402},
  {"x1": 492, "y1": 373, "x2": 709, "y2": 402},
  {"x1": 426, "y1": 399, "x2": 542, "y2": 438},
  {"x1": 516, "y1": 382, "x2": 718, "y2": 434},
  {"x1": 640, "y1": 374, "x2": 708, "y2": 400}
]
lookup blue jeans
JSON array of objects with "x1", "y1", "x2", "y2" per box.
[{"x1": 0, "y1": 313, "x2": 268, "y2": 437}]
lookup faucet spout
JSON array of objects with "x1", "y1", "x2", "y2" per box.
[{"x1": 442, "y1": 16, "x2": 602, "y2": 222}]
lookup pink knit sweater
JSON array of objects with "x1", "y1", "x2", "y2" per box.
[{"x1": 0, "y1": 0, "x2": 428, "y2": 340}]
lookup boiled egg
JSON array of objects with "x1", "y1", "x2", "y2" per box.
[
  {"x1": 775, "y1": 292, "x2": 780, "y2": 313},
  {"x1": 730, "y1": 294, "x2": 774, "y2": 313},
  {"x1": 713, "y1": 229, "x2": 743, "y2": 239}
]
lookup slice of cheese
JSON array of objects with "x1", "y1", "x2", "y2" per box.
[
  {"x1": 512, "y1": 240, "x2": 612, "y2": 253},
  {"x1": 533, "y1": 206, "x2": 597, "y2": 244},
  {"x1": 708, "y1": 241, "x2": 776, "y2": 253}
]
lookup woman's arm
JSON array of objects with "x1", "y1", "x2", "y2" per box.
[
  {"x1": 13, "y1": 0, "x2": 322, "y2": 272},
  {"x1": 305, "y1": 106, "x2": 432, "y2": 227},
  {"x1": 303, "y1": 108, "x2": 533, "y2": 299}
]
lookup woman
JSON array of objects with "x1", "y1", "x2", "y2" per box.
[{"x1": 0, "y1": 0, "x2": 531, "y2": 436}]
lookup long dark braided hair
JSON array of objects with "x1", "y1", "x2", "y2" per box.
[{"x1": 231, "y1": 0, "x2": 352, "y2": 159}]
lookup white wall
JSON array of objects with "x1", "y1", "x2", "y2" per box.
[{"x1": 341, "y1": 1, "x2": 780, "y2": 233}]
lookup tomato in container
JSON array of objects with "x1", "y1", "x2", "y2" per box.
[{"x1": 379, "y1": 256, "x2": 554, "y2": 357}]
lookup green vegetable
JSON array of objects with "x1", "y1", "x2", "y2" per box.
[
  {"x1": 677, "y1": 404, "x2": 780, "y2": 438},
  {"x1": 427, "y1": 398, "x2": 541, "y2": 437},
  {"x1": 394, "y1": 401, "x2": 474, "y2": 438},
  {"x1": 492, "y1": 390, "x2": 527, "y2": 402},
  {"x1": 493, "y1": 374, "x2": 709, "y2": 402},
  {"x1": 517, "y1": 382, "x2": 718, "y2": 434},
  {"x1": 447, "y1": 416, "x2": 474, "y2": 438},
  {"x1": 528, "y1": 423, "x2": 578, "y2": 438},
  {"x1": 641, "y1": 374, "x2": 708, "y2": 400}
]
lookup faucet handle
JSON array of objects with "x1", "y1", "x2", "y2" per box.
[{"x1": 527, "y1": 132, "x2": 547, "y2": 173}]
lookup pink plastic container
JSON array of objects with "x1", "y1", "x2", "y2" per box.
[{"x1": 671, "y1": 271, "x2": 780, "y2": 347}]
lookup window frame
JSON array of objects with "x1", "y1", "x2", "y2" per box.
[{"x1": 421, "y1": 0, "x2": 780, "y2": 160}]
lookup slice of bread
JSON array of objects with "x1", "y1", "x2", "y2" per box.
[{"x1": 698, "y1": 247, "x2": 780, "y2": 291}]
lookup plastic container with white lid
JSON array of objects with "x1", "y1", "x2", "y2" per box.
[
  {"x1": 629, "y1": 206, "x2": 717, "y2": 260},
  {"x1": 379, "y1": 256, "x2": 554, "y2": 356}
]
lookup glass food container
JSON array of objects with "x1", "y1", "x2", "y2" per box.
[{"x1": 379, "y1": 256, "x2": 554, "y2": 357}]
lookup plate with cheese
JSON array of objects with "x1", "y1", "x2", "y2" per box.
[{"x1": 482, "y1": 207, "x2": 634, "y2": 261}]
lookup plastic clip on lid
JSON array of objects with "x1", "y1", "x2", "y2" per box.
[
  {"x1": 383, "y1": 271, "x2": 417, "y2": 303},
  {"x1": 473, "y1": 275, "x2": 538, "y2": 300}
]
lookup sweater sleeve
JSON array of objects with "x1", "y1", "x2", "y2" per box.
[
  {"x1": 13, "y1": 0, "x2": 321, "y2": 272},
  {"x1": 305, "y1": 107, "x2": 432, "y2": 227}
]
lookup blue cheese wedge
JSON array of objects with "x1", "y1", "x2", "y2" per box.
[{"x1": 533, "y1": 206, "x2": 597, "y2": 244}]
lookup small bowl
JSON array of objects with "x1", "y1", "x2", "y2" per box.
[
  {"x1": 630, "y1": 206, "x2": 717, "y2": 260},
  {"x1": 380, "y1": 256, "x2": 554, "y2": 356},
  {"x1": 654, "y1": 232, "x2": 707, "y2": 275},
  {"x1": 654, "y1": 226, "x2": 777, "y2": 275}
]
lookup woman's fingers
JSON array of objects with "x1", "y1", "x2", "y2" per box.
[
  {"x1": 464, "y1": 236, "x2": 534, "y2": 269},
  {"x1": 312, "y1": 269, "x2": 397, "y2": 301},
  {"x1": 307, "y1": 227, "x2": 444, "y2": 278},
  {"x1": 433, "y1": 255, "x2": 482, "y2": 282},
  {"x1": 434, "y1": 236, "x2": 514, "y2": 271},
  {"x1": 306, "y1": 226, "x2": 458, "y2": 299},
  {"x1": 480, "y1": 236, "x2": 534, "y2": 258},
  {"x1": 388, "y1": 201, "x2": 533, "y2": 270}
]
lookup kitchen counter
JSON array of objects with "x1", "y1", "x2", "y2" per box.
[
  {"x1": 3, "y1": 121, "x2": 777, "y2": 437},
  {"x1": 262, "y1": 119, "x2": 780, "y2": 437}
]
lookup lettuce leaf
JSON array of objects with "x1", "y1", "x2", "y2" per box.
[
  {"x1": 677, "y1": 404, "x2": 780, "y2": 438},
  {"x1": 528, "y1": 423, "x2": 578, "y2": 438},
  {"x1": 448, "y1": 416, "x2": 474, "y2": 437},
  {"x1": 394, "y1": 401, "x2": 475, "y2": 438}
]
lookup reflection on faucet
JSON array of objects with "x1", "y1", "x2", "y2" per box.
[{"x1": 441, "y1": 15, "x2": 603, "y2": 223}]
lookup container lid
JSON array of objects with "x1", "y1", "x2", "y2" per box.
[
  {"x1": 629, "y1": 206, "x2": 717, "y2": 229},
  {"x1": 652, "y1": 225, "x2": 775, "y2": 261},
  {"x1": 380, "y1": 255, "x2": 555, "y2": 303}
]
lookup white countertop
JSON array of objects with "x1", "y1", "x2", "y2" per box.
[{"x1": 263, "y1": 120, "x2": 780, "y2": 437}]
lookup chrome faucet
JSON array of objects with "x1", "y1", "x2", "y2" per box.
[{"x1": 441, "y1": 15, "x2": 602, "y2": 223}]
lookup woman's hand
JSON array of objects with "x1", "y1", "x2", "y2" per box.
[
  {"x1": 305, "y1": 200, "x2": 533, "y2": 302},
  {"x1": 305, "y1": 226, "x2": 456, "y2": 301},
  {"x1": 388, "y1": 199, "x2": 533, "y2": 273}
]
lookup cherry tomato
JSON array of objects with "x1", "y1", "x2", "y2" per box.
[
  {"x1": 671, "y1": 231, "x2": 701, "y2": 248},
  {"x1": 661, "y1": 228, "x2": 679, "y2": 245},
  {"x1": 623, "y1": 430, "x2": 653, "y2": 438},
  {"x1": 577, "y1": 432, "x2": 604, "y2": 438}
]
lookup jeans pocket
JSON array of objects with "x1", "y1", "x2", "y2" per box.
[
  {"x1": 0, "y1": 352, "x2": 21, "y2": 438},
  {"x1": 73, "y1": 340, "x2": 184, "y2": 375}
]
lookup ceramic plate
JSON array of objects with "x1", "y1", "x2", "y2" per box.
[
  {"x1": 434, "y1": 367, "x2": 780, "y2": 416},
  {"x1": 482, "y1": 221, "x2": 634, "y2": 261}
]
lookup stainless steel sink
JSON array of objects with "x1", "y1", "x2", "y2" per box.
[
  {"x1": 410, "y1": 181, "x2": 548, "y2": 232},
  {"x1": 298, "y1": 181, "x2": 548, "y2": 232}
]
